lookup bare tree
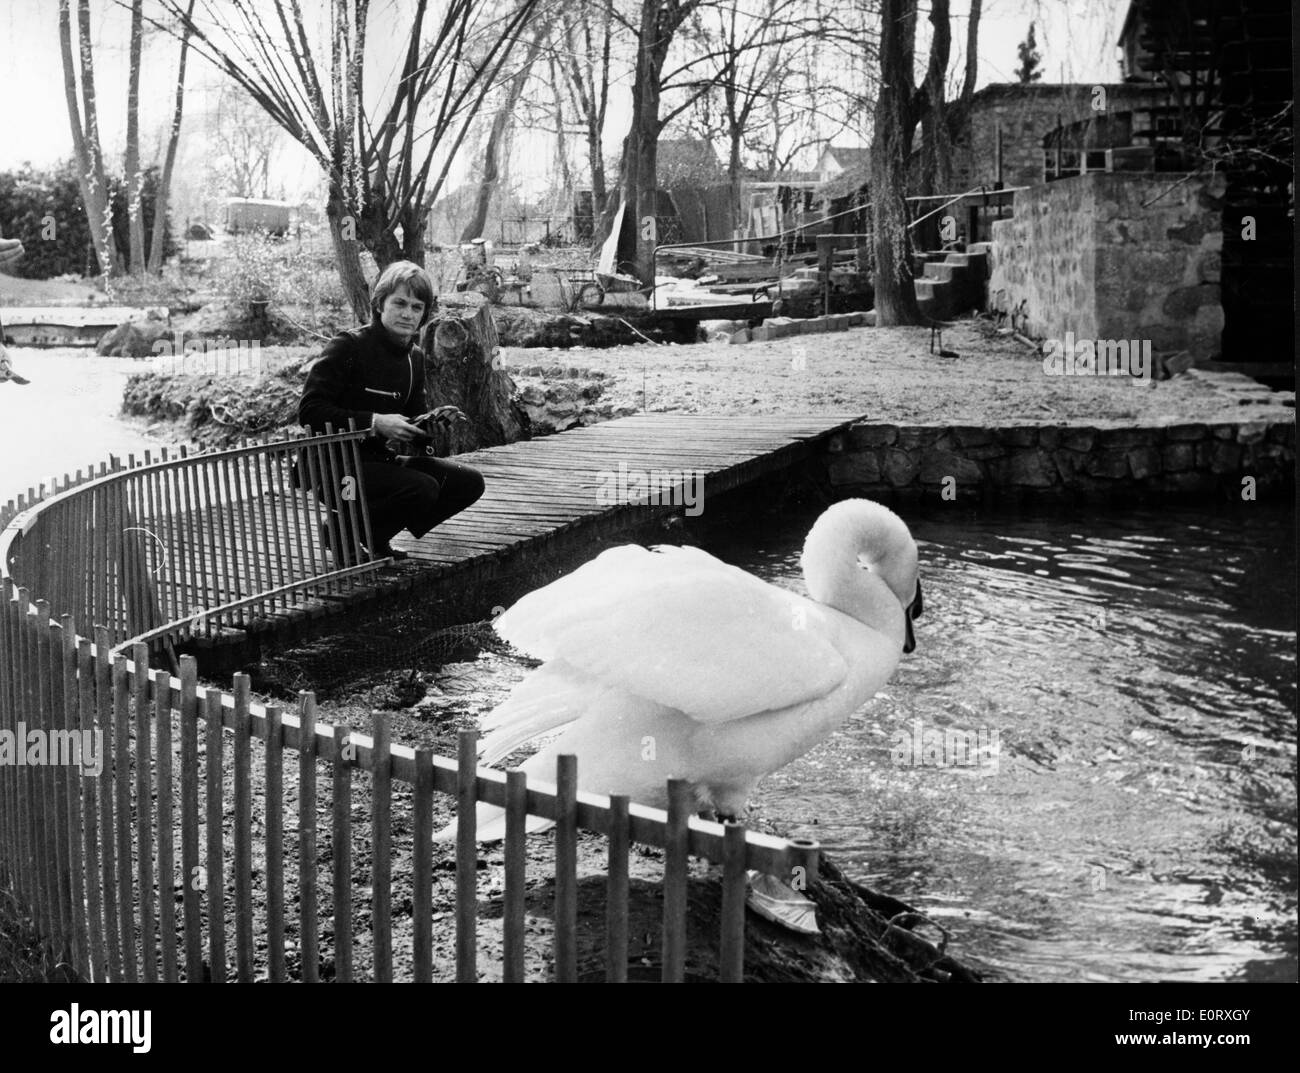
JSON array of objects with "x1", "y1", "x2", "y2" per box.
[
  {"x1": 551, "y1": 1, "x2": 617, "y2": 219},
  {"x1": 59, "y1": 0, "x2": 121, "y2": 277},
  {"x1": 460, "y1": 21, "x2": 552, "y2": 241},
  {"x1": 148, "y1": 0, "x2": 196, "y2": 272},
  {"x1": 153, "y1": 0, "x2": 540, "y2": 321},
  {"x1": 868, "y1": 0, "x2": 980, "y2": 325},
  {"x1": 212, "y1": 84, "x2": 284, "y2": 199},
  {"x1": 124, "y1": 0, "x2": 146, "y2": 273}
]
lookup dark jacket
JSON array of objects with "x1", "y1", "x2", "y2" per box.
[{"x1": 298, "y1": 319, "x2": 428, "y2": 458}]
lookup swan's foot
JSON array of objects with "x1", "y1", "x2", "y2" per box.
[{"x1": 745, "y1": 870, "x2": 820, "y2": 935}]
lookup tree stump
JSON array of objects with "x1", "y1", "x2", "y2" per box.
[{"x1": 420, "y1": 292, "x2": 529, "y2": 456}]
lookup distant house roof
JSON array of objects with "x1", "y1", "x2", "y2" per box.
[
  {"x1": 966, "y1": 81, "x2": 1168, "y2": 109},
  {"x1": 821, "y1": 145, "x2": 871, "y2": 172},
  {"x1": 821, "y1": 161, "x2": 871, "y2": 199},
  {"x1": 657, "y1": 139, "x2": 724, "y2": 186},
  {"x1": 739, "y1": 165, "x2": 822, "y2": 184}
]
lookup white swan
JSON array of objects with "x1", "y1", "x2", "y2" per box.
[{"x1": 436, "y1": 498, "x2": 922, "y2": 842}]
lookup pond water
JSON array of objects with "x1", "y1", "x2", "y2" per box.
[
  {"x1": 0, "y1": 347, "x2": 166, "y2": 498},
  {"x1": 432, "y1": 499, "x2": 1297, "y2": 983}
]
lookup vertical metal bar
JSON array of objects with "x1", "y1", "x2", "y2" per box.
[
  {"x1": 719, "y1": 821, "x2": 747, "y2": 983},
  {"x1": 338, "y1": 430, "x2": 365, "y2": 562},
  {"x1": 455, "y1": 729, "x2": 478, "y2": 983},
  {"x1": 502, "y1": 769, "x2": 527, "y2": 983},
  {"x1": 232, "y1": 673, "x2": 254, "y2": 982},
  {"x1": 200, "y1": 454, "x2": 232, "y2": 610},
  {"x1": 249, "y1": 446, "x2": 284, "y2": 611},
  {"x1": 113, "y1": 655, "x2": 138, "y2": 982},
  {"x1": 266, "y1": 703, "x2": 286, "y2": 982},
  {"x1": 0, "y1": 580, "x2": 14, "y2": 903},
  {"x1": 297, "y1": 692, "x2": 319, "y2": 984},
  {"x1": 175, "y1": 456, "x2": 202, "y2": 629},
  {"x1": 554, "y1": 753, "x2": 578, "y2": 983},
  {"x1": 35, "y1": 600, "x2": 67, "y2": 958},
  {"x1": 204, "y1": 689, "x2": 227, "y2": 983},
  {"x1": 330, "y1": 434, "x2": 361, "y2": 569},
  {"x1": 133, "y1": 642, "x2": 157, "y2": 982},
  {"x1": 155, "y1": 458, "x2": 181, "y2": 626},
  {"x1": 179, "y1": 658, "x2": 204, "y2": 982},
  {"x1": 606, "y1": 794, "x2": 630, "y2": 983},
  {"x1": 17, "y1": 589, "x2": 38, "y2": 933},
  {"x1": 348, "y1": 434, "x2": 377, "y2": 558},
  {"x1": 301, "y1": 439, "x2": 331, "y2": 581},
  {"x1": 66, "y1": 628, "x2": 93, "y2": 981},
  {"x1": 46, "y1": 617, "x2": 76, "y2": 972},
  {"x1": 411, "y1": 748, "x2": 433, "y2": 984},
  {"x1": 662, "y1": 778, "x2": 691, "y2": 983},
  {"x1": 318, "y1": 431, "x2": 350, "y2": 573},
  {"x1": 280, "y1": 444, "x2": 308, "y2": 585},
  {"x1": 47, "y1": 613, "x2": 76, "y2": 968},
  {"x1": 371, "y1": 712, "x2": 392, "y2": 983},
  {"x1": 155, "y1": 667, "x2": 178, "y2": 982},
  {"x1": 331, "y1": 724, "x2": 353, "y2": 982},
  {"x1": 93, "y1": 625, "x2": 120, "y2": 981},
  {"x1": 195, "y1": 457, "x2": 223, "y2": 611}
]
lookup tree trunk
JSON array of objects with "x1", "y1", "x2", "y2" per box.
[
  {"x1": 125, "y1": 0, "x2": 146, "y2": 274},
  {"x1": 59, "y1": 0, "x2": 119, "y2": 278},
  {"x1": 149, "y1": 0, "x2": 195, "y2": 273},
  {"x1": 327, "y1": 185, "x2": 372, "y2": 322},
  {"x1": 420, "y1": 292, "x2": 527, "y2": 455},
  {"x1": 869, "y1": 0, "x2": 922, "y2": 325},
  {"x1": 460, "y1": 29, "x2": 545, "y2": 243}
]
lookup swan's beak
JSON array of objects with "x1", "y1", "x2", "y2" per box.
[{"x1": 903, "y1": 578, "x2": 922, "y2": 654}]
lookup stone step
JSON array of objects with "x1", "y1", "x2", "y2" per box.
[
  {"x1": 923, "y1": 261, "x2": 959, "y2": 282},
  {"x1": 914, "y1": 279, "x2": 954, "y2": 319},
  {"x1": 956, "y1": 250, "x2": 989, "y2": 279}
]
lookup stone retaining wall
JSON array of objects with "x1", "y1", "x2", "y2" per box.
[
  {"x1": 824, "y1": 420, "x2": 1294, "y2": 501},
  {"x1": 987, "y1": 172, "x2": 1225, "y2": 363}
]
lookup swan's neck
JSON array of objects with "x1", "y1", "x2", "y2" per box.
[{"x1": 801, "y1": 501, "x2": 915, "y2": 634}]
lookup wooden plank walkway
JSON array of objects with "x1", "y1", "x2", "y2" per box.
[
  {"x1": 390, "y1": 412, "x2": 865, "y2": 561},
  {"x1": 183, "y1": 412, "x2": 866, "y2": 664}
]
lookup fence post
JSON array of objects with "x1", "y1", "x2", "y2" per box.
[{"x1": 455, "y1": 729, "x2": 478, "y2": 983}]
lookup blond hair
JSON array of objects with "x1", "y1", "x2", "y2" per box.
[{"x1": 370, "y1": 260, "x2": 435, "y2": 327}]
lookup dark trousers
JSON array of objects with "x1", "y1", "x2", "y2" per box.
[{"x1": 360, "y1": 455, "x2": 485, "y2": 549}]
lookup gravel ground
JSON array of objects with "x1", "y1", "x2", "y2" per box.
[{"x1": 500, "y1": 318, "x2": 1296, "y2": 427}]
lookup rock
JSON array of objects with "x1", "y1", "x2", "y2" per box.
[
  {"x1": 1164, "y1": 423, "x2": 1206, "y2": 442},
  {"x1": 882, "y1": 449, "x2": 919, "y2": 486},
  {"x1": 1006, "y1": 449, "x2": 1055, "y2": 486},
  {"x1": 1126, "y1": 447, "x2": 1161, "y2": 479},
  {"x1": 96, "y1": 318, "x2": 171, "y2": 357},
  {"x1": 848, "y1": 425, "x2": 898, "y2": 448},
  {"x1": 828, "y1": 454, "x2": 882, "y2": 485},
  {"x1": 920, "y1": 450, "x2": 982, "y2": 484},
  {"x1": 1161, "y1": 443, "x2": 1195, "y2": 472}
]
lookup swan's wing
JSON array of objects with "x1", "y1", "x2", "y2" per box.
[{"x1": 495, "y1": 544, "x2": 847, "y2": 723}]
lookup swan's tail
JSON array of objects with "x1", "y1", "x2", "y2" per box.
[
  {"x1": 435, "y1": 667, "x2": 587, "y2": 843},
  {"x1": 478, "y1": 659, "x2": 587, "y2": 765}
]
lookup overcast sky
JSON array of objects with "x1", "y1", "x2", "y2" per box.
[{"x1": 0, "y1": 0, "x2": 1129, "y2": 198}]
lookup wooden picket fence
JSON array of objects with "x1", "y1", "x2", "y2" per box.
[{"x1": 0, "y1": 434, "x2": 820, "y2": 982}]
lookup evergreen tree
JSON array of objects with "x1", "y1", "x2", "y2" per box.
[{"x1": 1016, "y1": 22, "x2": 1042, "y2": 83}]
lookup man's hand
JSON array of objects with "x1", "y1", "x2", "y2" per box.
[{"x1": 371, "y1": 412, "x2": 425, "y2": 441}]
